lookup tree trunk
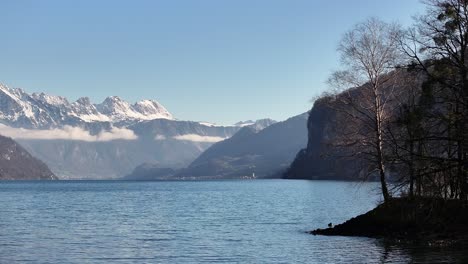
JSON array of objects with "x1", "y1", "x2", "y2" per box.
[
  {"x1": 375, "y1": 92, "x2": 390, "y2": 203},
  {"x1": 377, "y1": 139, "x2": 390, "y2": 202}
]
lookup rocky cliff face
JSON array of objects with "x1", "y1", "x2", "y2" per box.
[
  {"x1": 283, "y1": 97, "x2": 360, "y2": 180},
  {"x1": 0, "y1": 135, "x2": 56, "y2": 180},
  {"x1": 283, "y1": 71, "x2": 414, "y2": 181}
]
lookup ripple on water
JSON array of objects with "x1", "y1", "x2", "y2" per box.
[{"x1": 0, "y1": 180, "x2": 467, "y2": 263}]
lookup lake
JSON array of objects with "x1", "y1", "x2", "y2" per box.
[{"x1": 0, "y1": 180, "x2": 466, "y2": 263}]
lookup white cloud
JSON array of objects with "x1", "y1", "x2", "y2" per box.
[
  {"x1": 96, "y1": 127, "x2": 138, "y2": 141},
  {"x1": 0, "y1": 124, "x2": 137, "y2": 142},
  {"x1": 154, "y1": 134, "x2": 167, "y2": 140},
  {"x1": 173, "y1": 134, "x2": 226, "y2": 143}
]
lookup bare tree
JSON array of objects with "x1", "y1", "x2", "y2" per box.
[
  {"x1": 328, "y1": 18, "x2": 403, "y2": 202},
  {"x1": 401, "y1": 0, "x2": 468, "y2": 200},
  {"x1": 386, "y1": 70, "x2": 429, "y2": 198}
]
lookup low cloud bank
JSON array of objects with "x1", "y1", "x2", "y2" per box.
[
  {"x1": 173, "y1": 134, "x2": 226, "y2": 143},
  {"x1": 154, "y1": 135, "x2": 167, "y2": 140},
  {"x1": 0, "y1": 124, "x2": 138, "y2": 142}
]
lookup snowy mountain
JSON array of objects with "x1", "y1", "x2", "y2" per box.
[
  {"x1": 0, "y1": 83, "x2": 173, "y2": 129},
  {"x1": 96, "y1": 96, "x2": 173, "y2": 123},
  {"x1": 233, "y1": 119, "x2": 277, "y2": 130},
  {"x1": 235, "y1": 119, "x2": 270, "y2": 126},
  {"x1": 0, "y1": 83, "x2": 276, "y2": 179},
  {"x1": 69, "y1": 97, "x2": 110, "y2": 122}
]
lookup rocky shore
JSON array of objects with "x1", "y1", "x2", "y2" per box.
[{"x1": 311, "y1": 197, "x2": 468, "y2": 246}]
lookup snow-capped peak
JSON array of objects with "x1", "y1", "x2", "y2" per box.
[
  {"x1": 32, "y1": 92, "x2": 69, "y2": 106},
  {"x1": 234, "y1": 118, "x2": 277, "y2": 130},
  {"x1": 0, "y1": 83, "x2": 174, "y2": 128},
  {"x1": 0, "y1": 84, "x2": 37, "y2": 123},
  {"x1": 96, "y1": 96, "x2": 173, "y2": 122},
  {"x1": 70, "y1": 97, "x2": 110, "y2": 122},
  {"x1": 133, "y1": 100, "x2": 173, "y2": 120},
  {"x1": 97, "y1": 96, "x2": 132, "y2": 115},
  {"x1": 234, "y1": 120, "x2": 255, "y2": 127},
  {"x1": 0, "y1": 84, "x2": 24, "y2": 103},
  {"x1": 75, "y1": 97, "x2": 92, "y2": 105}
]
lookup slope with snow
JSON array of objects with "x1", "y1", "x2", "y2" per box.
[
  {"x1": 0, "y1": 84, "x2": 173, "y2": 129},
  {"x1": 0, "y1": 83, "x2": 279, "y2": 179}
]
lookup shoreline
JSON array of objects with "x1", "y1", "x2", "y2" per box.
[{"x1": 311, "y1": 197, "x2": 468, "y2": 247}]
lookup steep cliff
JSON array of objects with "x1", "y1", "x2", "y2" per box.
[{"x1": 283, "y1": 97, "x2": 360, "y2": 180}]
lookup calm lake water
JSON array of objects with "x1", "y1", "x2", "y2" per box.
[{"x1": 0, "y1": 180, "x2": 466, "y2": 263}]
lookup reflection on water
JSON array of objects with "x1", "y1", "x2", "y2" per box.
[
  {"x1": 0, "y1": 180, "x2": 466, "y2": 263},
  {"x1": 376, "y1": 239, "x2": 468, "y2": 264}
]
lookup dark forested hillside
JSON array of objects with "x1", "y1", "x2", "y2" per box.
[{"x1": 0, "y1": 135, "x2": 57, "y2": 180}]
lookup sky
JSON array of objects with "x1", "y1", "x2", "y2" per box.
[{"x1": 0, "y1": 0, "x2": 425, "y2": 125}]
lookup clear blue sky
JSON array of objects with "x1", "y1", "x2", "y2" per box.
[{"x1": 0, "y1": 0, "x2": 424, "y2": 125}]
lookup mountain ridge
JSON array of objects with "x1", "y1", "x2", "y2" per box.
[
  {"x1": 0, "y1": 83, "x2": 279, "y2": 179},
  {"x1": 161, "y1": 113, "x2": 308, "y2": 179},
  {"x1": 0, "y1": 83, "x2": 173, "y2": 129}
]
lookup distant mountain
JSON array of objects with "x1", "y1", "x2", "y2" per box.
[
  {"x1": 11, "y1": 115, "x2": 241, "y2": 179},
  {"x1": 234, "y1": 118, "x2": 277, "y2": 128},
  {"x1": 0, "y1": 83, "x2": 277, "y2": 179},
  {"x1": 0, "y1": 135, "x2": 56, "y2": 180},
  {"x1": 122, "y1": 163, "x2": 176, "y2": 180},
  {"x1": 237, "y1": 119, "x2": 277, "y2": 131},
  {"x1": 175, "y1": 113, "x2": 308, "y2": 179},
  {"x1": 0, "y1": 83, "x2": 172, "y2": 129}
]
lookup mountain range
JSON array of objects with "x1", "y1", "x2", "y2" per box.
[
  {"x1": 0, "y1": 83, "x2": 172, "y2": 129},
  {"x1": 178, "y1": 113, "x2": 308, "y2": 179},
  {"x1": 125, "y1": 113, "x2": 308, "y2": 180},
  {"x1": 0, "y1": 84, "x2": 277, "y2": 179}
]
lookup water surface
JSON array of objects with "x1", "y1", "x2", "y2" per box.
[{"x1": 0, "y1": 180, "x2": 466, "y2": 263}]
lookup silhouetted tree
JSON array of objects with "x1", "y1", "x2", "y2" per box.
[
  {"x1": 401, "y1": 0, "x2": 468, "y2": 200},
  {"x1": 328, "y1": 18, "x2": 403, "y2": 202}
]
